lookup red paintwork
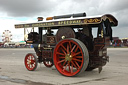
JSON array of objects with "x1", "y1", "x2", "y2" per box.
[
  {"x1": 53, "y1": 39, "x2": 84, "y2": 76},
  {"x1": 24, "y1": 54, "x2": 37, "y2": 71}
]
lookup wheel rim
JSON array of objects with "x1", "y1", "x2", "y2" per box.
[
  {"x1": 25, "y1": 53, "x2": 37, "y2": 71},
  {"x1": 43, "y1": 60, "x2": 53, "y2": 67},
  {"x1": 54, "y1": 39, "x2": 87, "y2": 76}
]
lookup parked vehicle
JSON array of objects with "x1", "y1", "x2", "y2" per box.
[{"x1": 15, "y1": 13, "x2": 118, "y2": 76}]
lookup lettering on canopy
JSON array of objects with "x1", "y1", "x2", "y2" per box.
[{"x1": 15, "y1": 18, "x2": 101, "y2": 28}]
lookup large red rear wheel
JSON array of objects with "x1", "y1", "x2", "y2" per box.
[
  {"x1": 24, "y1": 53, "x2": 38, "y2": 71},
  {"x1": 53, "y1": 38, "x2": 89, "y2": 76}
]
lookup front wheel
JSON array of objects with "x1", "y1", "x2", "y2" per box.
[
  {"x1": 53, "y1": 38, "x2": 89, "y2": 76},
  {"x1": 24, "y1": 53, "x2": 38, "y2": 71}
]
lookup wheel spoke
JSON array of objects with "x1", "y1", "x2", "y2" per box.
[
  {"x1": 63, "y1": 63, "x2": 68, "y2": 71},
  {"x1": 71, "y1": 61, "x2": 78, "y2": 70},
  {"x1": 56, "y1": 52, "x2": 65, "y2": 56},
  {"x1": 74, "y1": 56, "x2": 83, "y2": 58},
  {"x1": 67, "y1": 44, "x2": 69, "y2": 54},
  {"x1": 71, "y1": 64, "x2": 73, "y2": 73},
  {"x1": 31, "y1": 64, "x2": 33, "y2": 68},
  {"x1": 61, "y1": 49, "x2": 66, "y2": 55},
  {"x1": 71, "y1": 45, "x2": 76, "y2": 53},
  {"x1": 62, "y1": 61, "x2": 67, "y2": 66},
  {"x1": 32, "y1": 64, "x2": 35, "y2": 67},
  {"x1": 27, "y1": 59, "x2": 29, "y2": 61},
  {"x1": 30, "y1": 56, "x2": 32, "y2": 60},
  {"x1": 27, "y1": 62, "x2": 29, "y2": 64},
  {"x1": 74, "y1": 61, "x2": 80, "y2": 69},
  {"x1": 69, "y1": 41, "x2": 72, "y2": 51},
  {"x1": 32, "y1": 57, "x2": 34, "y2": 60},
  {"x1": 72, "y1": 52, "x2": 81, "y2": 57},
  {"x1": 30, "y1": 64, "x2": 32, "y2": 68},
  {"x1": 68, "y1": 62, "x2": 71, "y2": 72},
  {"x1": 59, "y1": 56, "x2": 65, "y2": 59},
  {"x1": 31, "y1": 60, "x2": 35, "y2": 64},
  {"x1": 27, "y1": 56, "x2": 30, "y2": 60},
  {"x1": 74, "y1": 46, "x2": 79, "y2": 52},
  {"x1": 61, "y1": 44, "x2": 67, "y2": 52},
  {"x1": 57, "y1": 59, "x2": 65, "y2": 64},
  {"x1": 72, "y1": 58, "x2": 82, "y2": 62}
]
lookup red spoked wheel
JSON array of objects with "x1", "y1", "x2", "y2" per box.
[
  {"x1": 24, "y1": 53, "x2": 38, "y2": 71},
  {"x1": 43, "y1": 59, "x2": 53, "y2": 67},
  {"x1": 53, "y1": 38, "x2": 89, "y2": 76}
]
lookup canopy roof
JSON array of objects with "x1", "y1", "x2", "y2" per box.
[{"x1": 15, "y1": 14, "x2": 118, "y2": 29}]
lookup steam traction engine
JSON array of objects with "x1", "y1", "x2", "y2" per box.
[{"x1": 15, "y1": 13, "x2": 118, "y2": 76}]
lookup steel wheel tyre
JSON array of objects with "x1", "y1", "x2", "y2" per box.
[
  {"x1": 43, "y1": 60, "x2": 53, "y2": 67},
  {"x1": 24, "y1": 53, "x2": 38, "y2": 71},
  {"x1": 53, "y1": 38, "x2": 89, "y2": 76}
]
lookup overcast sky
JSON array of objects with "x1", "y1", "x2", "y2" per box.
[{"x1": 0, "y1": 0, "x2": 128, "y2": 42}]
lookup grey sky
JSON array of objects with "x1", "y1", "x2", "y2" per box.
[{"x1": 0, "y1": 0, "x2": 128, "y2": 39}]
